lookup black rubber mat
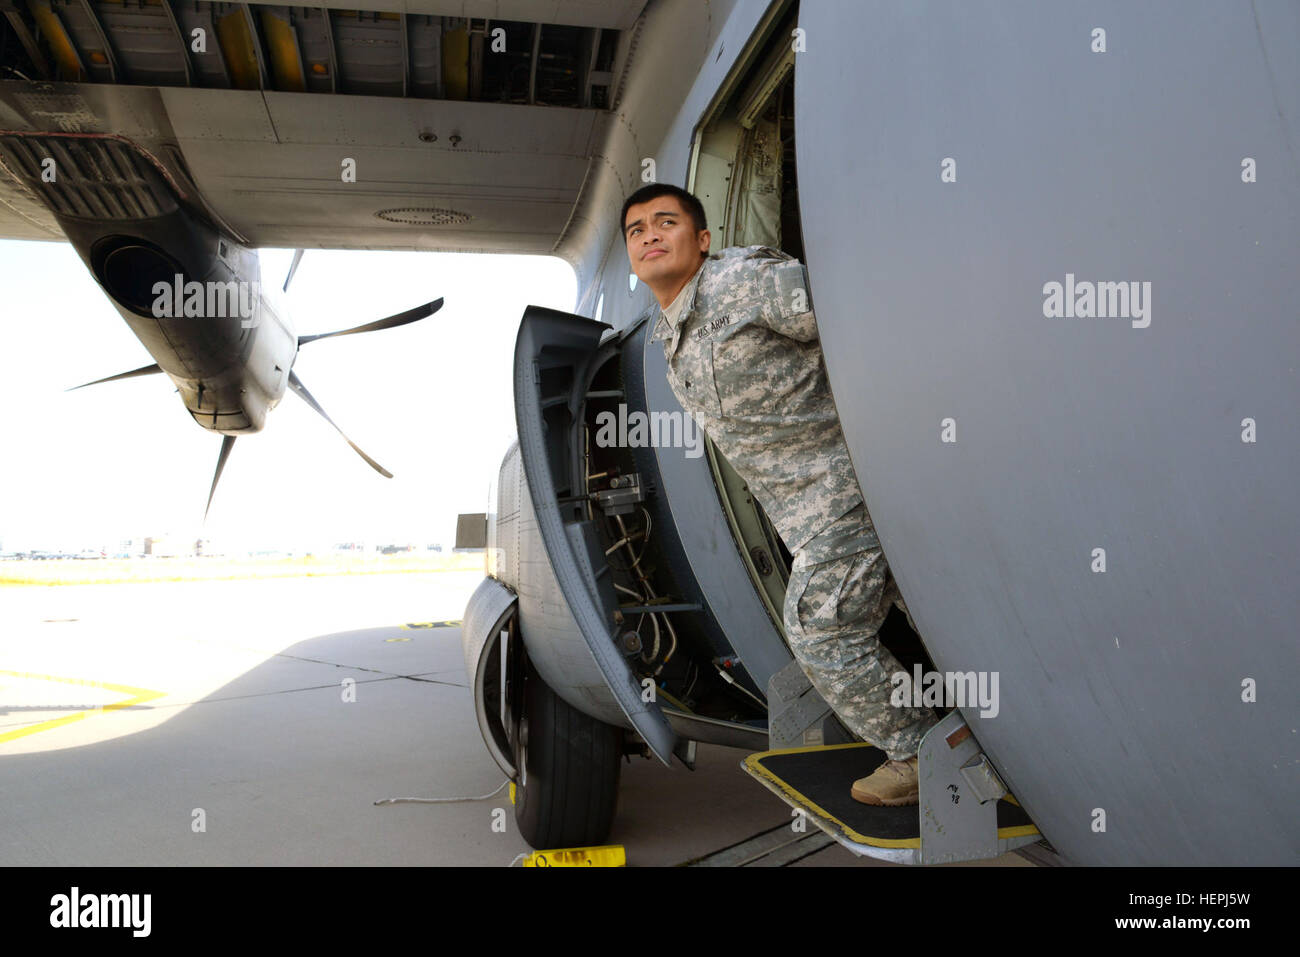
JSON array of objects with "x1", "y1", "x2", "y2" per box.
[{"x1": 750, "y1": 745, "x2": 1034, "y2": 843}]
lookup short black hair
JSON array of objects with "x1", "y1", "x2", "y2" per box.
[{"x1": 620, "y1": 183, "x2": 708, "y2": 238}]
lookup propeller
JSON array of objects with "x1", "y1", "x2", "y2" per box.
[
  {"x1": 282, "y1": 248, "x2": 305, "y2": 293},
  {"x1": 296, "y1": 298, "x2": 443, "y2": 346},
  {"x1": 280, "y1": 296, "x2": 446, "y2": 479},
  {"x1": 205, "y1": 434, "x2": 237, "y2": 521},
  {"x1": 70, "y1": 289, "x2": 442, "y2": 517},
  {"x1": 286, "y1": 370, "x2": 392, "y2": 478},
  {"x1": 66, "y1": 362, "x2": 162, "y2": 391}
]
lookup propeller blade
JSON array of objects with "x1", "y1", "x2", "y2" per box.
[
  {"x1": 297, "y1": 298, "x2": 444, "y2": 346},
  {"x1": 283, "y1": 248, "x2": 305, "y2": 293},
  {"x1": 66, "y1": 362, "x2": 162, "y2": 392},
  {"x1": 205, "y1": 435, "x2": 237, "y2": 521},
  {"x1": 286, "y1": 370, "x2": 392, "y2": 478}
]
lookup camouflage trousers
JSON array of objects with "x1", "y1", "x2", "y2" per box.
[{"x1": 782, "y1": 509, "x2": 940, "y2": 761}]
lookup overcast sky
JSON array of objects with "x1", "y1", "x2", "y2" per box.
[{"x1": 0, "y1": 240, "x2": 576, "y2": 553}]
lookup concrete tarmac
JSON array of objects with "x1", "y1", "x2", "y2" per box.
[{"x1": 0, "y1": 572, "x2": 1035, "y2": 867}]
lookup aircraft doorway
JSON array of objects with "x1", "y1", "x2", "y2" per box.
[{"x1": 686, "y1": 8, "x2": 934, "y2": 685}]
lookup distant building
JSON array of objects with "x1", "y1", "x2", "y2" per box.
[{"x1": 143, "y1": 535, "x2": 192, "y2": 558}]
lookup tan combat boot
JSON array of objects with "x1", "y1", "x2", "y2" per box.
[{"x1": 850, "y1": 754, "x2": 919, "y2": 806}]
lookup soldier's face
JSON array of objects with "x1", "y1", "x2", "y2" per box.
[{"x1": 623, "y1": 198, "x2": 710, "y2": 289}]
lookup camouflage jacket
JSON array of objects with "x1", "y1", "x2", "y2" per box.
[{"x1": 650, "y1": 245, "x2": 874, "y2": 558}]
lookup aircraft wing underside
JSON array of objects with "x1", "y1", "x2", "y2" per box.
[{"x1": 0, "y1": 1, "x2": 647, "y2": 252}]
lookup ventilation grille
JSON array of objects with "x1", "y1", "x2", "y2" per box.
[
  {"x1": 375, "y1": 207, "x2": 472, "y2": 226},
  {"x1": 0, "y1": 134, "x2": 176, "y2": 221}
]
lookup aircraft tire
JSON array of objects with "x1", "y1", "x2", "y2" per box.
[{"x1": 513, "y1": 657, "x2": 622, "y2": 850}]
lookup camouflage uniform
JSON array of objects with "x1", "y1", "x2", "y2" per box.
[{"x1": 650, "y1": 245, "x2": 938, "y2": 760}]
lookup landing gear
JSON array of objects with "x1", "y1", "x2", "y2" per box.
[{"x1": 512, "y1": 657, "x2": 622, "y2": 849}]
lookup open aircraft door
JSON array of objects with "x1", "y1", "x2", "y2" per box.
[
  {"x1": 790, "y1": 2, "x2": 1299, "y2": 865},
  {"x1": 513, "y1": 307, "x2": 678, "y2": 767}
]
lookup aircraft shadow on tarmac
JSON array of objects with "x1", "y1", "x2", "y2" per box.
[{"x1": 1, "y1": 620, "x2": 862, "y2": 866}]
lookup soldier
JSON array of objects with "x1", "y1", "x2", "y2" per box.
[{"x1": 622, "y1": 183, "x2": 939, "y2": 806}]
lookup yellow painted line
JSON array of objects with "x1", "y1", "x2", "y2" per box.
[
  {"x1": 400, "y1": 620, "x2": 461, "y2": 630},
  {"x1": 0, "y1": 670, "x2": 164, "y2": 745},
  {"x1": 997, "y1": 824, "x2": 1040, "y2": 839},
  {"x1": 385, "y1": 637, "x2": 412, "y2": 643}
]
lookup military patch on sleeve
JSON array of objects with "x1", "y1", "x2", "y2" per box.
[{"x1": 772, "y1": 259, "x2": 811, "y2": 316}]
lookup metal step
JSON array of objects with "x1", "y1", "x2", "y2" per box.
[{"x1": 741, "y1": 712, "x2": 1041, "y2": 865}]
